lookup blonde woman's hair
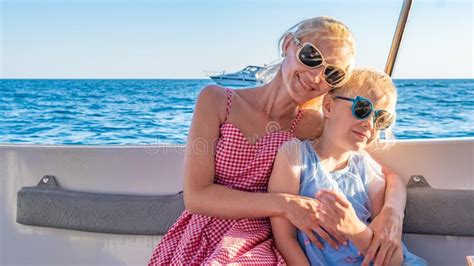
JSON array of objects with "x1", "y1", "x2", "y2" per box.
[
  {"x1": 329, "y1": 68, "x2": 398, "y2": 150},
  {"x1": 259, "y1": 17, "x2": 356, "y2": 109}
]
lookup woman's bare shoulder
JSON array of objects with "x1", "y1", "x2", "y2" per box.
[
  {"x1": 295, "y1": 108, "x2": 324, "y2": 140},
  {"x1": 198, "y1": 84, "x2": 228, "y2": 101},
  {"x1": 196, "y1": 84, "x2": 229, "y2": 123}
]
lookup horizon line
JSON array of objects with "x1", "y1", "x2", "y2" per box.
[{"x1": 1, "y1": 77, "x2": 473, "y2": 80}]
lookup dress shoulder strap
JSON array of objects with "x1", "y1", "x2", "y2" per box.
[
  {"x1": 222, "y1": 88, "x2": 233, "y2": 124},
  {"x1": 290, "y1": 108, "x2": 305, "y2": 134}
]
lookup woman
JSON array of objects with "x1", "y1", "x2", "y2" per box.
[{"x1": 149, "y1": 17, "x2": 406, "y2": 265}]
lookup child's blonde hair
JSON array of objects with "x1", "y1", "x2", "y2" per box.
[
  {"x1": 329, "y1": 68, "x2": 398, "y2": 150},
  {"x1": 259, "y1": 17, "x2": 356, "y2": 109}
]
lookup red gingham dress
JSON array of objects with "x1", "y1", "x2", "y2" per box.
[{"x1": 148, "y1": 88, "x2": 304, "y2": 265}]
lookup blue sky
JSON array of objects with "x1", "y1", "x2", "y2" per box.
[{"x1": 1, "y1": 0, "x2": 472, "y2": 79}]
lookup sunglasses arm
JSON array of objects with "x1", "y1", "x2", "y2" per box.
[{"x1": 335, "y1": 96, "x2": 355, "y2": 102}]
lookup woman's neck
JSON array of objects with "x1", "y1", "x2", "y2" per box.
[
  {"x1": 313, "y1": 133, "x2": 351, "y2": 172},
  {"x1": 255, "y1": 70, "x2": 300, "y2": 120}
]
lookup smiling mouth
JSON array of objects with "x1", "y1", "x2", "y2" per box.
[
  {"x1": 353, "y1": 130, "x2": 369, "y2": 140},
  {"x1": 297, "y1": 73, "x2": 317, "y2": 91}
]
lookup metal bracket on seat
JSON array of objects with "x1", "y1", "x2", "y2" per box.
[
  {"x1": 37, "y1": 175, "x2": 58, "y2": 187},
  {"x1": 407, "y1": 175, "x2": 431, "y2": 188}
]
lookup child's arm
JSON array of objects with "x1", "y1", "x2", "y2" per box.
[
  {"x1": 316, "y1": 188, "x2": 400, "y2": 264},
  {"x1": 344, "y1": 221, "x2": 403, "y2": 265},
  {"x1": 268, "y1": 139, "x2": 309, "y2": 266},
  {"x1": 346, "y1": 224, "x2": 373, "y2": 254},
  {"x1": 316, "y1": 190, "x2": 373, "y2": 254}
]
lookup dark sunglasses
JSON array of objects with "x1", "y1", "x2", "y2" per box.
[
  {"x1": 293, "y1": 36, "x2": 349, "y2": 88},
  {"x1": 335, "y1": 96, "x2": 394, "y2": 130}
]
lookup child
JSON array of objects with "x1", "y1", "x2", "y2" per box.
[{"x1": 268, "y1": 69, "x2": 428, "y2": 265}]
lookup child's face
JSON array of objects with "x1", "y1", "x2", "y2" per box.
[{"x1": 325, "y1": 95, "x2": 388, "y2": 152}]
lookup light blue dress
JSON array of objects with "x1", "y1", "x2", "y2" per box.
[{"x1": 296, "y1": 140, "x2": 428, "y2": 266}]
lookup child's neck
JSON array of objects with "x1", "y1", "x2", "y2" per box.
[{"x1": 313, "y1": 133, "x2": 352, "y2": 173}]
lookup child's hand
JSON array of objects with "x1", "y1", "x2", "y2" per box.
[{"x1": 315, "y1": 189, "x2": 367, "y2": 239}]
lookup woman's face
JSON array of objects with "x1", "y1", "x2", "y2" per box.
[{"x1": 280, "y1": 35, "x2": 354, "y2": 105}]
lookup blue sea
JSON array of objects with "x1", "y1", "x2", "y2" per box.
[{"x1": 0, "y1": 79, "x2": 473, "y2": 145}]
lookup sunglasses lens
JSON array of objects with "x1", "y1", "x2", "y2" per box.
[
  {"x1": 299, "y1": 44, "x2": 323, "y2": 67},
  {"x1": 354, "y1": 99, "x2": 372, "y2": 119},
  {"x1": 324, "y1": 66, "x2": 346, "y2": 86},
  {"x1": 374, "y1": 110, "x2": 394, "y2": 130}
]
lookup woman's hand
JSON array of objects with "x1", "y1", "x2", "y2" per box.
[
  {"x1": 361, "y1": 206, "x2": 403, "y2": 266},
  {"x1": 314, "y1": 189, "x2": 367, "y2": 239},
  {"x1": 270, "y1": 140, "x2": 349, "y2": 251},
  {"x1": 282, "y1": 193, "x2": 348, "y2": 250}
]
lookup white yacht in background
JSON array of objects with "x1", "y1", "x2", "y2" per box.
[
  {"x1": 208, "y1": 65, "x2": 265, "y2": 87},
  {"x1": 1, "y1": 0, "x2": 473, "y2": 265}
]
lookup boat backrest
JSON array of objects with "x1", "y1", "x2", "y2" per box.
[{"x1": 1, "y1": 138, "x2": 473, "y2": 265}]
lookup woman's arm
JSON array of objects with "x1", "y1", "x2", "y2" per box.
[
  {"x1": 268, "y1": 140, "x2": 309, "y2": 265},
  {"x1": 316, "y1": 188, "x2": 402, "y2": 266},
  {"x1": 183, "y1": 85, "x2": 284, "y2": 218},
  {"x1": 361, "y1": 154, "x2": 406, "y2": 266},
  {"x1": 316, "y1": 190, "x2": 372, "y2": 253},
  {"x1": 379, "y1": 160, "x2": 406, "y2": 217}
]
